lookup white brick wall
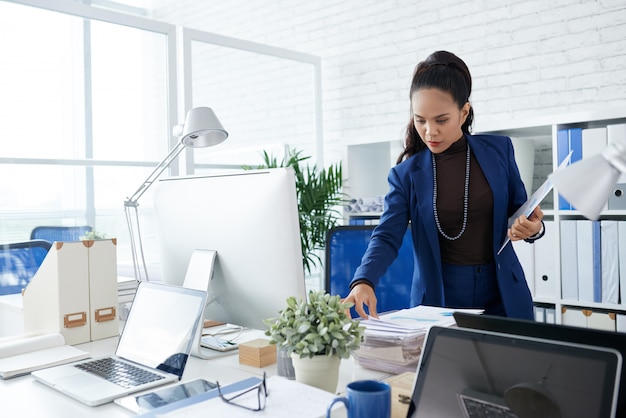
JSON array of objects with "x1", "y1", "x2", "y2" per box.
[{"x1": 151, "y1": 0, "x2": 626, "y2": 165}]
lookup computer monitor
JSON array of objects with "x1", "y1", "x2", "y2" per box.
[
  {"x1": 407, "y1": 325, "x2": 621, "y2": 418},
  {"x1": 152, "y1": 168, "x2": 306, "y2": 330},
  {"x1": 453, "y1": 311, "x2": 626, "y2": 417}
]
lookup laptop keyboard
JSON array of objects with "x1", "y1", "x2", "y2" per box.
[
  {"x1": 75, "y1": 358, "x2": 165, "y2": 389},
  {"x1": 463, "y1": 399, "x2": 518, "y2": 418},
  {"x1": 460, "y1": 393, "x2": 519, "y2": 418}
]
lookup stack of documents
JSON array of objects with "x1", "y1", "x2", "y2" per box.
[
  {"x1": 354, "y1": 306, "x2": 483, "y2": 374},
  {"x1": 117, "y1": 276, "x2": 139, "y2": 319},
  {"x1": 118, "y1": 276, "x2": 138, "y2": 303}
]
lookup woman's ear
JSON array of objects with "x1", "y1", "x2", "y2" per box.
[{"x1": 461, "y1": 102, "x2": 471, "y2": 122}]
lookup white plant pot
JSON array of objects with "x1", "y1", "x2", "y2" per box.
[{"x1": 290, "y1": 353, "x2": 341, "y2": 393}]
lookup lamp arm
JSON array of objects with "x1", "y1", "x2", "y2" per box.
[
  {"x1": 123, "y1": 138, "x2": 185, "y2": 282},
  {"x1": 124, "y1": 138, "x2": 186, "y2": 207},
  {"x1": 125, "y1": 203, "x2": 150, "y2": 282}
]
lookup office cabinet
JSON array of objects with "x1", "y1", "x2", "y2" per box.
[{"x1": 481, "y1": 110, "x2": 626, "y2": 329}]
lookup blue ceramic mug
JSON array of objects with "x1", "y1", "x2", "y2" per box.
[{"x1": 326, "y1": 380, "x2": 391, "y2": 418}]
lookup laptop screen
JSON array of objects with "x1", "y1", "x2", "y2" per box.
[
  {"x1": 407, "y1": 326, "x2": 621, "y2": 418},
  {"x1": 115, "y1": 282, "x2": 206, "y2": 378},
  {"x1": 453, "y1": 311, "x2": 626, "y2": 416}
]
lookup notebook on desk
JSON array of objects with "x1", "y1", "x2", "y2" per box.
[
  {"x1": 406, "y1": 326, "x2": 622, "y2": 418},
  {"x1": 31, "y1": 281, "x2": 207, "y2": 407}
]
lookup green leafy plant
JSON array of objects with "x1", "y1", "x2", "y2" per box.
[
  {"x1": 81, "y1": 230, "x2": 107, "y2": 240},
  {"x1": 264, "y1": 290, "x2": 365, "y2": 359},
  {"x1": 245, "y1": 147, "x2": 344, "y2": 274}
]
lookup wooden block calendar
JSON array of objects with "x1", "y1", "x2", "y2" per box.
[{"x1": 238, "y1": 338, "x2": 277, "y2": 368}]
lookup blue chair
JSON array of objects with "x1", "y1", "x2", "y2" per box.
[
  {"x1": 30, "y1": 225, "x2": 93, "y2": 243},
  {"x1": 325, "y1": 225, "x2": 414, "y2": 315},
  {"x1": 0, "y1": 240, "x2": 52, "y2": 295}
]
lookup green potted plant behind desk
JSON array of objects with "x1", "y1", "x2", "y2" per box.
[{"x1": 264, "y1": 290, "x2": 365, "y2": 392}]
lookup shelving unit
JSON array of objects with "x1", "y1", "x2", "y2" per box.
[
  {"x1": 344, "y1": 140, "x2": 402, "y2": 224},
  {"x1": 344, "y1": 109, "x2": 626, "y2": 331},
  {"x1": 480, "y1": 109, "x2": 626, "y2": 331}
]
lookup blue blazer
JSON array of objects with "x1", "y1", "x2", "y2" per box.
[{"x1": 352, "y1": 133, "x2": 535, "y2": 320}]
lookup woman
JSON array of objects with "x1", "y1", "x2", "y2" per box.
[{"x1": 343, "y1": 51, "x2": 544, "y2": 321}]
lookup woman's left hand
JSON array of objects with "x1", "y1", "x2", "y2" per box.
[{"x1": 508, "y1": 205, "x2": 544, "y2": 241}]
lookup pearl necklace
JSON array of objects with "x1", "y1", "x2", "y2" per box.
[{"x1": 432, "y1": 143, "x2": 470, "y2": 241}]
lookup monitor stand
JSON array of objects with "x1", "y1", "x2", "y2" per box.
[{"x1": 182, "y1": 249, "x2": 221, "y2": 359}]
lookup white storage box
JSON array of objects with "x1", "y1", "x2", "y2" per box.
[{"x1": 22, "y1": 239, "x2": 119, "y2": 345}]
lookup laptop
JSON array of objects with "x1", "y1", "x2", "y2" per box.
[
  {"x1": 32, "y1": 281, "x2": 207, "y2": 406},
  {"x1": 406, "y1": 326, "x2": 622, "y2": 418},
  {"x1": 453, "y1": 311, "x2": 626, "y2": 417}
]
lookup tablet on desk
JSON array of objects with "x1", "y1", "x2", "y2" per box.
[{"x1": 115, "y1": 378, "x2": 218, "y2": 414}]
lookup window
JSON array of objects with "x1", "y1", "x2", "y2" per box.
[
  {"x1": 182, "y1": 32, "x2": 321, "y2": 172},
  {"x1": 0, "y1": 1, "x2": 175, "y2": 270},
  {"x1": 0, "y1": 1, "x2": 322, "y2": 276}
]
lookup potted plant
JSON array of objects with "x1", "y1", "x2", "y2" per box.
[
  {"x1": 245, "y1": 147, "x2": 344, "y2": 275},
  {"x1": 264, "y1": 290, "x2": 365, "y2": 392}
]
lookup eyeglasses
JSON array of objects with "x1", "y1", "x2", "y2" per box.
[{"x1": 216, "y1": 372, "x2": 268, "y2": 412}]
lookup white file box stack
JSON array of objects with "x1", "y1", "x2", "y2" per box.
[{"x1": 22, "y1": 239, "x2": 119, "y2": 345}]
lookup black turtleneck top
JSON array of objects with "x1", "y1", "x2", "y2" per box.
[{"x1": 433, "y1": 136, "x2": 494, "y2": 264}]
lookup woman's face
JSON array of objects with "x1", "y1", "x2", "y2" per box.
[{"x1": 411, "y1": 88, "x2": 470, "y2": 154}]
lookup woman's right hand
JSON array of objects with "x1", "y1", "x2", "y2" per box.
[{"x1": 342, "y1": 283, "x2": 379, "y2": 319}]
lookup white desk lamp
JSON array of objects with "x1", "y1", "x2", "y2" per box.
[
  {"x1": 550, "y1": 139, "x2": 626, "y2": 220},
  {"x1": 124, "y1": 107, "x2": 228, "y2": 282}
]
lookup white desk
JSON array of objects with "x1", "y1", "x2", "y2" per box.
[{"x1": 1, "y1": 335, "x2": 391, "y2": 417}]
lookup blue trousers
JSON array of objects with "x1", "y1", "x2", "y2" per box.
[{"x1": 442, "y1": 262, "x2": 506, "y2": 316}]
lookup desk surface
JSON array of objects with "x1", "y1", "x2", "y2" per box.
[{"x1": 1, "y1": 335, "x2": 394, "y2": 417}]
